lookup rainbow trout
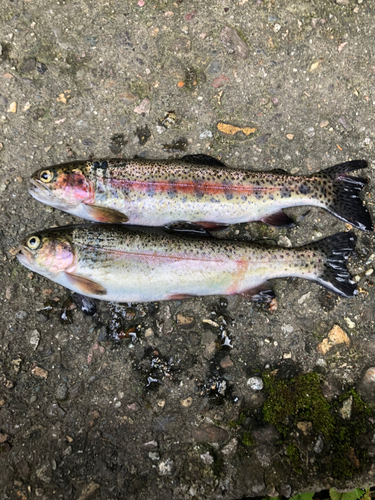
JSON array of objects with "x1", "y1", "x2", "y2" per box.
[
  {"x1": 17, "y1": 224, "x2": 357, "y2": 303},
  {"x1": 29, "y1": 155, "x2": 372, "y2": 231}
]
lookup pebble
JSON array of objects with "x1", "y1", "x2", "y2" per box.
[
  {"x1": 337, "y1": 116, "x2": 352, "y2": 130},
  {"x1": 145, "y1": 328, "x2": 154, "y2": 337},
  {"x1": 15, "y1": 310, "x2": 28, "y2": 320},
  {"x1": 320, "y1": 120, "x2": 329, "y2": 128},
  {"x1": 365, "y1": 268, "x2": 373, "y2": 276},
  {"x1": 134, "y1": 98, "x2": 151, "y2": 115},
  {"x1": 200, "y1": 452, "x2": 214, "y2": 465},
  {"x1": 29, "y1": 330, "x2": 40, "y2": 350},
  {"x1": 76, "y1": 482, "x2": 100, "y2": 500},
  {"x1": 339, "y1": 396, "x2": 353, "y2": 419},
  {"x1": 316, "y1": 324, "x2": 350, "y2": 355},
  {"x1": 31, "y1": 366, "x2": 49, "y2": 379},
  {"x1": 220, "y1": 355, "x2": 234, "y2": 369},
  {"x1": 217, "y1": 122, "x2": 256, "y2": 137},
  {"x1": 298, "y1": 292, "x2": 311, "y2": 304},
  {"x1": 176, "y1": 313, "x2": 195, "y2": 328},
  {"x1": 0, "y1": 142, "x2": 3, "y2": 151},
  {"x1": 247, "y1": 377, "x2": 264, "y2": 391},
  {"x1": 155, "y1": 125, "x2": 165, "y2": 134},
  {"x1": 55, "y1": 383, "x2": 68, "y2": 401},
  {"x1": 199, "y1": 130, "x2": 213, "y2": 139},
  {"x1": 220, "y1": 26, "x2": 249, "y2": 59},
  {"x1": 278, "y1": 235, "x2": 292, "y2": 247},
  {"x1": 193, "y1": 424, "x2": 229, "y2": 443},
  {"x1": 128, "y1": 402, "x2": 141, "y2": 412},
  {"x1": 158, "y1": 458, "x2": 174, "y2": 476},
  {"x1": 297, "y1": 421, "x2": 312, "y2": 436},
  {"x1": 271, "y1": 97, "x2": 279, "y2": 106},
  {"x1": 7, "y1": 102, "x2": 17, "y2": 113},
  {"x1": 143, "y1": 440, "x2": 158, "y2": 449},
  {"x1": 281, "y1": 324, "x2": 294, "y2": 334},
  {"x1": 0, "y1": 433, "x2": 9, "y2": 443},
  {"x1": 313, "y1": 435, "x2": 324, "y2": 453},
  {"x1": 181, "y1": 397, "x2": 193, "y2": 407},
  {"x1": 336, "y1": 0, "x2": 349, "y2": 4},
  {"x1": 286, "y1": 134, "x2": 294, "y2": 140},
  {"x1": 344, "y1": 317, "x2": 355, "y2": 329},
  {"x1": 148, "y1": 451, "x2": 160, "y2": 461},
  {"x1": 304, "y1": 127, "x2": 315, "y2": 138},
  {"x1": 221, "y1": 438, "x2": 238, "y2": 458},
  {"x1": 207, "y1": 61, "x2": 221, "y2": 74},
  {"x1": 362, "y1": 367, "x2": 375, "y2": 385}
]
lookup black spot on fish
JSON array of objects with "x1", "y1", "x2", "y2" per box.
[
  {"x1": 225, "y1": 192, "x2": 233, "y2": 200},
  {"x1": 93, "y1": 161, "x2": 100, "y2": 168},
  {"x1": 299, "y1": 184, "x2": 310, "y2": 195},
  {"x1": 280, "y1": 188, "x2": 291, "y2": 198},
  {"x1": 255, "y1": 189, "x2": 263, "y2": 200},
  {"x1": 101, "y1": 161, "x2": 108, "y2": 169},
  {"x1": 241, "y1": 195, "x2": 247, "y2": 202},
  {"x1": 269, "y1": 194, "x2": 274, "y2": 200}
]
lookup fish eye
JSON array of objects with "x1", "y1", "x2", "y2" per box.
[
  {"x1": 40, "y1": 170, "x2": 54, "y2": 183},
  {"x1": 27, "y1": 236, "x2": 41, "y2": 250}
]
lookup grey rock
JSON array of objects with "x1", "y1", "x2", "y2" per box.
[
  {"x1": 55, "y1": 383, "x2": 68, "y2": 401},
  {"x1": 220, "y1": 27, "x2": 249, "y2": 59},
  {"x1": 247, "y1": 376, "x2": 264, "y2": 391},
  {"x1": 207, "y1": 60, "x2": 222, "y2": 74},
  {"x1": 313, "y1": 435, "x2": 324, "y2": 453},
  {"x1": 304, "y1": 127, "x2": 315, "y2": 138},
  {"x1": 15, "y1": 310, "x2": 28, "y2": 320}
]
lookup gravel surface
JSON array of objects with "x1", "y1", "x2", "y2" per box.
[{"x1": 1, "y1": 1, "x2": 375, "y2": 499}]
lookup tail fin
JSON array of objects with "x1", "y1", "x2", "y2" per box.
[
  {"x1": 309, "y1": 232, "x2": 357, "y2": 297},
  {"x1": 316, "y1": 160, "x2": 373, "y2": 231}
]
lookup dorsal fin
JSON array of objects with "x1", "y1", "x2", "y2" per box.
[
  {"x1": 270, "y1": 168, "x2": 290, "y2": 175},
  {"x1": 181, "y1": 154, "x2": 227, "y2": 167}
]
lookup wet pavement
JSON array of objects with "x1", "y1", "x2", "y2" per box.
[{"x1": 1, "y1": 1, "x2": 375, "y2": 499}]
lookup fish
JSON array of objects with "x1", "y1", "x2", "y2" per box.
[
  {"x1": 29, "y1": 155, "x2": 373, "y2": 231},
  {"x1": 17, "y1": 223, "x2": 358, "y2": 304}
]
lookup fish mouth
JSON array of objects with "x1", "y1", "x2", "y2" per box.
[
  {"x1": 16, "y1": 247, "x2": 36, "y2": 270},
  {"x1": 29, "y1": 179, "x2": 74, "y2": 209}
]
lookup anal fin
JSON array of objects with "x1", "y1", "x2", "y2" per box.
[
  {"x1": 168, "y1": 293, "x2": 196, "y2": 300},
  {"x1": 65, "y1": 273, "x2": 107, "y2": 296},
  {"x1": 73, "y1": 293, "x2": 97, "y2": 315},
  {"x1": 196, "y1": 221, "x2": 230, "y2": 231},
  {"x1": 261, "y1": 211, "x2": 294, "y2": 228},
  {"x1": 84, "y1": 204, "x2": 129, "y2": 223},
  {"x1": 239, "y1": 282, "x2": 275, "y2": 302}
]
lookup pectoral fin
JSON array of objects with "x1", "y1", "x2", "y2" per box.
[
  {"x1": 239, "y1": 282, "x2": 275, "y2": 302},
  {"x1": 65, "y1": 273, "x2": 107, "y2": 296},
  {"x1": 261, "y1": 211, "x2": 294, "y2": 227},
  {"x1": 84, "y1": 205, "x2": 129, "y2": 223}
]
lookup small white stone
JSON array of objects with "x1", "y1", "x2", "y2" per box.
[
  {"x1": 344, "y1": 317, "x2": 355, "y2": 329},
  {"x1": 247, "y1": 376, "x2": 264, "y2": 391},
  {"x1": 200, "y1": 452, "x2": 214, "y2": 465},
  {"x1": 365, "y1": 268, "x2": 373, "y2": 276},
  {"x1": 155, "y1": 126, "x2": 165, "y2": 134},
  {"x1": 298, "y1": 292, "x2": 311, "y2": 304},
  {"x1": 281, "y1": 324, "x2": 294, "y2": 334},
  {"x1": 158, "y1": 458, "x2": 174, "y2": 476},
  {"x1": 29, "y1": 330, "x2": 40, "y2": 350},
  {"x1": 199, "y1": 130, "x2": 213, "y2": 139},
  {"x1": 283, "y1": 353, "x2": 292, "y2": 359}
]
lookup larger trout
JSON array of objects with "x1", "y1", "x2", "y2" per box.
[
  {"x1": 17, "y1": 224, "x2": 357, "y2": 303},
  {"x1": 29, "y1": 155, "x2": 372, "y2": 231}
]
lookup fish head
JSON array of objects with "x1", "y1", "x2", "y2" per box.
[
  {"x1": 29, "y1": 162, "x2": 94, "y2": 209},
  {"x1": 17, "y1": 229, "x2": 75, "y2": 276}
]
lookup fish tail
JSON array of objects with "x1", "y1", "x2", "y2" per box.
[
  {"x1": 309, "y1": 231, "x2": 357, "y2": 297},
  {"x1": 315, "y1": 160, "x2": 373, "y2": 231}
]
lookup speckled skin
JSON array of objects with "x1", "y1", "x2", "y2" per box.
[
  {"x1": 29, "y1": 158, "x2": 372, "y2": 229},
  {"x1": 17, "y1": 224, "x2": 353, "y2": 303}
]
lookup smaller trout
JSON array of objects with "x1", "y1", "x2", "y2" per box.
[
  {"x1": 29, "y1": 155, "x2": 372, "y2": 231},
  {"x1": 17, "y1": 224, "x2": 357, "y2": 303}
]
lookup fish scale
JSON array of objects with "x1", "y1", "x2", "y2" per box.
[
  {"x1": 17, "y1": 224, "x2": 357, "y2": 304},
  {"x1": 29, "y1": 155, "x2": 373, "y2": 231}
]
